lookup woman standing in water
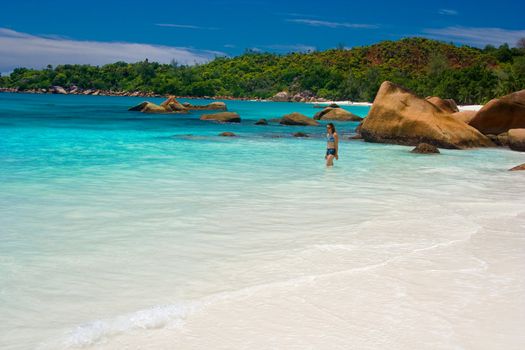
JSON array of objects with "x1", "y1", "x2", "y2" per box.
[{"x1": 325, "y1": 123, "x2": 339, "y2": 166}]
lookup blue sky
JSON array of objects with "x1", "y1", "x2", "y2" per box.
[{"x1": 1, "y1": 0, "x2": 524, "y2": 72}]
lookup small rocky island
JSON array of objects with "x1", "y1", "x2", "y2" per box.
[{"x1": 129, "y1": 96, "x2": 227, "y2": 114}]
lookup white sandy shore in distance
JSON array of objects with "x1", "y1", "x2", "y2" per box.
[
  {"x1": 307, "y1": 101, "x2": 372, "y2": 106},
  {"x1": 458, "y1": 105, "x2": 483, "y2": 112},
  {"x1": 308, "y1": 101, "x2": 484, "y2": 110}
]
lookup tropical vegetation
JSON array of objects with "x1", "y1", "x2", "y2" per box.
[{"x1": 1, "y1": 37, "x2": 524, "y2": 104}]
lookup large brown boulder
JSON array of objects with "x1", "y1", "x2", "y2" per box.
[
  {"x1": 280, "y1": 112, "x2": 319, "y2": 126},
  {"x1": 452, "y1": 110, "x2": 477, "y2": 124},
  {"x1": 508, "y1": 129, "x2": 525, "y2": 152},
  {"x1": 314, "y1": 107, "x2": 363, "y2": 121},
  {"x1": 469, "y1": 90, "x2": 525, "y2": 135},
  {"x1": 426, "y1": 96, "x2": 459, "y2": 113},
  {"x1": 161, "y1": 96, "x2": 186, "y2": 112},
  {"x1": 200, "y1": 112, "x2": 241, "y2": 123},
  {"x1": 360, "y1": 81, "x2": 494, "y2": 149}
]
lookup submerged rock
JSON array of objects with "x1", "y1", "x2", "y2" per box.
[
  {"x1": 469, "y1": 89, "x2": 525, "y2": 135},
  {"x1": 508, "y1": 128, "x2": 525, "y2": 152},
  {"x1": 293, "y1": 132, "x2": 309, "y2": 137},
  {"x1": 219, "y1": 132, "x2": 236, "y2": 137},
  {"x1": 360, "y1": 81, "x2": 493, "y2": 149},
  {"x1": 411, "y1": 143, "x2": 440, "y2": 154},
  {"x1": 255, "y1": 118, "x2": 268, "y2": 125},
  {"x1": 200, "y1": 112, "x2": 241, "y2": 123},
  {"x1": 280, "y1": 112, "x2": 319, "y2": 126}
]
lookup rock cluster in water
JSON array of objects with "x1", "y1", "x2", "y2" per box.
[
  {"x1": 359, "y1": 81, "x2": 493, "y2": 149},
  {"x1": 129, "y1": 96, "x2": 227, "y2": 114},
  {"x1": 353, "y1": 82, "x2": 525, "y2": 154}
]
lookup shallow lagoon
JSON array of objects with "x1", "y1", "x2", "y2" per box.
[{"x1": 1, "y1": 93, "x2": 524, "y2": 349}]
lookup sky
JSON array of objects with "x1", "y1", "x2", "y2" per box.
[{"x1": 0, "y1": 0, "x2": 524, "y2": 73}]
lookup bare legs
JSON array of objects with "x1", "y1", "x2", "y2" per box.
[{"x1": 326, "y1": 154, "x2": 334, "y2": 167}]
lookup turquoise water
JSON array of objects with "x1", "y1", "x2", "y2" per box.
[{"x1": 1, "y1": 93, "x2": 525, "y2": 349}]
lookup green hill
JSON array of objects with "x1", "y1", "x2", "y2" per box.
[{"x1": 1, "y1": 37, "x2": 524, "y2": 104}]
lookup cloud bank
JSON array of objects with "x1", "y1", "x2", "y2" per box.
[
  {"x1": 0, "y1": 28, "x2": 225, "y2": 73},
  {"x1": 423, "y1": 26, "x2": 525, "y2": 47}
]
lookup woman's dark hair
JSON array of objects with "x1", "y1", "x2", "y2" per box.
[{"x1": 327, "y1": 123, "x2": 336, "y2": 132}]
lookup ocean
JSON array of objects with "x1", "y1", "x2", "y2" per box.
[{"x1": 1, "y1": 93, "x2": 524, "y2": 349}]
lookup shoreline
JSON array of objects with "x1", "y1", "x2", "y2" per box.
[
  {"x1": 0, "y1": 87, "x2": 341, "y2": 103},
  {"x1": 0, "y1": 89, "x2": 484, "y2": 110}
]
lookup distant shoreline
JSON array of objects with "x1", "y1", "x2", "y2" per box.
[
  {"x1": 0, "y1": 88, "x2": 369, "y2": 104},
  {"x1": 0, "y1": 88, "x2": 485, "y2": 111}
]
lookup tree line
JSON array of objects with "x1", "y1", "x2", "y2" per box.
[{"x1": 1, "y1": 37, "x2": 524, "y2": 104}]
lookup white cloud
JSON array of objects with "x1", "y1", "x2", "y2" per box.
[
  {"x1": 155, "y1": 23, "x2": 219, "y2": 30},
  {"x1": 287, "y1": 19, "x2": 378, "y2": 29},
  {"x1": 0, "y1": 28, "x2": 226, "y2": 72},
  {"x1": 438, "y1": 9, "x2": 458, "y2": 16},
  {"x1": 275, "y1": 12, "x2": 318, "y2": 18},
  {"x1": 423, "y1": 26, "x2": 525, "y2": 47}
]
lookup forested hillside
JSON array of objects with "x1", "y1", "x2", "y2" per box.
[{"x1": 1, "y1": 37, "x2": 524, "y2": 104}]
